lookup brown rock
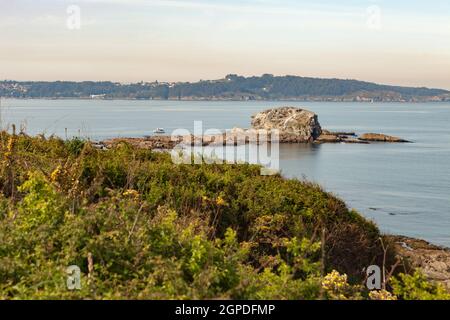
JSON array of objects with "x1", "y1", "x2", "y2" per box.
[
  {"x1": 359, "y1": 133, "x2": 410, "y2": 143},
  {"x1": 316, "y1": 134, "x2": 342, "y2": 143},
  {"x1": 388, "y1": 235, "x2": 450, "y2": 290},
  {"x1": 322, "y1": 130, "x2": 356, "y2": 136},
  {"x1": 341, "y1": 138, "x2": 370, "y2": 144},
  {"x1": 103, "y1": 136, "x2": 182, "y2": 150}
]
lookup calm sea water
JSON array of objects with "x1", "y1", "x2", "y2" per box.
[{"x1": 2, "y1": 99, "x2": 450, "y2": 247}]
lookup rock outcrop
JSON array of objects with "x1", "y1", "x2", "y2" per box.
[
  {"x1": 389, "y1": 236, "x2": 450, "y2": 290},
  {"x1": 316, "y1": 130, "x2": 369, "y2": 144},
  {"x1": 251, "y1": 107, "x2": 322, "y2": 143},
  {"x1": 99, "y1": 107, "x2": 411, "y2": 149},
  {"x1": 315, "y1": 131, "x2": 410, "y2": 144},
  {"x1": 103, "y1": 136, "x2": 183, "y2": 150},
  {"x1": 359, "y1": 133, "x2": 410, "y2": 143}
]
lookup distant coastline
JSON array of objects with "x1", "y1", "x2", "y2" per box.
[
  {"x1": 3, "y1": 97, "x2": 450, "y2": 103},
  {"x1": 2, "y1": 74, "x2": 449, "y2": 102}
]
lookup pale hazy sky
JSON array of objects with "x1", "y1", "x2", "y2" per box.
[{"x1": 1, "y1": 0, "x2": 450, "y2": 89}]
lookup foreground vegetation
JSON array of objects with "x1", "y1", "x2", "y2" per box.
[{"x1": 0, "y1": 132, "x2": 449, "y2": 300}]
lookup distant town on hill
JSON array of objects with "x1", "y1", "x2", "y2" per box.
[{"x1": 1, "y1": 74, "x2": 449, "y2": 102}]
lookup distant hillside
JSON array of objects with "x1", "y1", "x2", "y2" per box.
[{"x1": 1, "y1": 75, "x2": 449, "y2": 102}]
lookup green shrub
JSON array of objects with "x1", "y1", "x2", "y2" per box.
[
  {"x1": 0, "y1": 133, "x2": 444, "y2": 300},
  {"x1": 391, "y1": 271, "x2": 450, "y2": 300},
  {"x1": 65, "y1": 138, "x2": 85, "y2": 157}
]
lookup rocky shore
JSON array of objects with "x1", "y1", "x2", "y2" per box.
[
  {"x1": 316, "y1": 131, "x2": 410, "y2": 144},
  {"x1": 99, "y1": 107, "x2": 410, "y2": 150},
  {"x1": 388, "y1": 236, "x2": 450, "y2": 290}
]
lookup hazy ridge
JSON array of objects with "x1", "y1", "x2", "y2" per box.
[{"x1": 1, "y1": 74, "x2": 449, "y2": 102}]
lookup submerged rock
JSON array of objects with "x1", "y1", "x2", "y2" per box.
[{"x1": 251, "y1": 107, "x2": 322, "y2": 143}]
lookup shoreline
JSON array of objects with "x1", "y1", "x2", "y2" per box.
[
  {"x1": 97, "y1": 131, "x2": 410, "y2": 150},
  {"x1": 2, "y1": 97, "x2": 450, "y2": 103},
  {"x1": 387, "y1": 235, "x2": 450, "y2": 289}
]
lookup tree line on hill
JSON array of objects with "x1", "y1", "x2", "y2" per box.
[{"x1": 1, "y1": 74, "x2": 449, "y2": 102}]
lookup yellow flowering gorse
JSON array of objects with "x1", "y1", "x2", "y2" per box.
[
  {"x1": 369, "y1": 289, "x2": 397, "y2": 300},
  {"x1": 216, "y1": 196, "x2": 227, "y2": 206},
  {"x1": 123, "y1": 189, "x2": 140, "y2": 199},
  {"x1": 50, "y1": 165, "x2": 62, "y2": 183},
  {"x1": 321, "y1": 270, "x2": 352, "y2": 300}
]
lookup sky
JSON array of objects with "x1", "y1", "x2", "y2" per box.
[{"x1": 1, "y1": 0, "x2": 450, "y2": 89}]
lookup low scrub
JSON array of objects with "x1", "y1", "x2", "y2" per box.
[{"x1": 0, "y1": 132, "x2": 447, "y2": 299}]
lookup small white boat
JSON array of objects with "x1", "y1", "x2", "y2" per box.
[{"x1": 153, "y1": 128, "x2": 166, "y2": 134}]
